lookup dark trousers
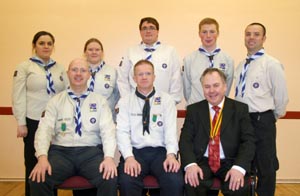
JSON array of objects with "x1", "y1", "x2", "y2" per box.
[
  {"x1": 184, "y1": 158, "x2": 249, "y2": 196},
  {"x1": 24, "y1": 118, "x2": 38, "y2": 196},
  {"x1": 250, "y1": 110, "x2": 278, "y2": 196},
  {"x1": 30, "y1": 145, "x2": 117, "y2": 196},
  {"x1": 118, "y1": 147, "x2": 184, "y2": 196}
]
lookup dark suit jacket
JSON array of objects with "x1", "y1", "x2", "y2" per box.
[{"x1": 179, "y1": 97, "x2": 255, "y2": 173}]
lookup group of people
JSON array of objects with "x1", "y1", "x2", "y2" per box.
[{"x1": 12, "y1": 16, "x2": 288, "y2": 196}]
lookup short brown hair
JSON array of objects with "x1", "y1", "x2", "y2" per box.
[
  {"x1": 199, "y1": 18, "x2": 219, "y2": 33},
  {"x1": 134, "y1": 59, "x2": 154, "y2": 74},
  {"x1": 139, "y1": 17, "x2": 159, "y2": 30}
]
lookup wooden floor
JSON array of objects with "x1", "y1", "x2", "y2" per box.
[{"x1": 1, "y1": 182, "x2": 300, "y2": 196}]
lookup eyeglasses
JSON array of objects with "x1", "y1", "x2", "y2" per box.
[{"x1": 141, "y1": 26, "x2": 157, "y2": 31}]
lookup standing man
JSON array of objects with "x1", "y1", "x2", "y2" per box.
[
  {"x1": 29, "y1": 58, "x2": 118, "y2": 196},
  {"x1": 235, "y1": 23, "x2": 289, "y2": 196},
  {"x1": 117, "y1": 17, "x2": 182, "y2": 104},
  {"x1": 183, "y1": 17, "x2": 234, "y2": 106},
  {"x1": 180, "y1": 68, "x2": 255, "y2": 196},
  {"x1": 117, "y1": 60, "x2": 184, "y2": 196}
]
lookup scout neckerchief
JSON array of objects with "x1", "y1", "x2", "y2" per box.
[
  {"x1": 135, "y1": 88, "x2": 156, "y2": 135},
  {"x1": 235, "y1": 49, "x2": 264, "y2": 97},
  {"x1": 199, "y1": 47, "x2": 221, "y2": 67},
  {"x1": 142, "y1": 41, "x2": 161, "y2": 61},
  {"x1": 30, "y1": 56, "x2": 56, "y2": 95},
  {"x1": 88, "y1": 61, "x2": 105, "y2": 92},
  {"x1": 67, "y1": 88, "x2": 90, "y2": 136}
]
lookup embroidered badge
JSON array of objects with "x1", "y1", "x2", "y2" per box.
[
  {"x1": 61, "y1": 122, "x2": 67, "y2": 136},
  {"x1": 90, "y1": 117, "x2": 96, "y2": 124},
  {"x1": 219, "y1": 63, "x2": 226, "y2": 70},
  {"x1": 157, "y1": 121, "x2": 163, "y2": 127},
  {"x1": 104, "y1": 83, "x2": 110, "y2": 89},
  {"x1": 104, "y1": 74, "x2": 111, "y2": 81},
  {"x1": 154, "y1": 97, "x2": 161, "y2": 105},
  {"x1": 61, "y1": 122, "x2": 66, "y2": 131},
  {"x1": 119, "y1": 58, "x2": 123, "y2": 67},
  {"x1": 253, "y1": 82, "x2": 259, "y2": 88},
  {"x1": 90, "y1": 103, "x2": 97, "y2": 112},
  {"x1": 162, "y1": 63, "x2": 167, "y2": 69},
  {"x1": 152, "y1": 114, "x2": 157, "y2": 122}
]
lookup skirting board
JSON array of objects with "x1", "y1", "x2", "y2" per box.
[
  {"x1": 1, "y1": 178, "x2": 300, "y2": 183},
  {"x1": 277, "y1": 179, "x2": 300, "y2": 183}
]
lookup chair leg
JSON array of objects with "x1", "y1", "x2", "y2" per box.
[
  {"x1": 250, "y1": 175, "x2": 256, "y2": 196},
  {"x1": 146, "y1": 189, "x2": 150, "y2": 196}
]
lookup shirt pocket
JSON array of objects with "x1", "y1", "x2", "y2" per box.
[
  {"x1": 150, "y1": 113, "x2": 164, "y2": 129},
  {"x1": 248, "y1": 71, "x2": 269, "y2": 97}
]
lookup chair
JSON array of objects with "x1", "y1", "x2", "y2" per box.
[
  {"x1": 56, "y1": 176, "x2": 94, "y2": 190},
  {"x1": 143, "y1": 175, "x2": 160, "y2": 196},
  {"x1": 56, "y1": 175, "x2": 160, "y2": 193}
]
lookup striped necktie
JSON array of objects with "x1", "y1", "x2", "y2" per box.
[
  {"x1": 30, "y1": 57, "x2": 56, "y2": 95},
  {"x1": 143, "y1": 41, "x2": 161, "y2": 61},
  {"x1": 235, "y1": 49, "x2": 265, "y2": 97},
  {"x1": 208, "y1": 106, "x2": 222, "y2": 173},
  {"x1": 67, "y1": 89, "x2": 90, "y2": 136},
  {"x1": 199, "y1": 47, "x2": 221, "y2": 67},
  {"x1": 88, "y1": 61, "x2": 105, "y2": 92}
]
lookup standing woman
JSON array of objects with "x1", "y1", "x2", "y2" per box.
[
  {"x1": 12, "y1": 31, "x2": 68, "y2": 196},
  {"x1": 85, "y1": 38, "x2": 119, "y2": 120},
  {"x1": 72, "y1": 38, "x2": 119, "y2": 196}
]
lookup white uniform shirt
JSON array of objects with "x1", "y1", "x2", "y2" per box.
[
  {"x1": 235, "y1": 53, "x2": 289, "y2": 119},
  {"x1": 117, "y1": 43, "x2": 182, "y2": 104},
  {"x1": 12, "y1": 60, "x2": 68, "y2": 125},
  {"x1": 34, "y1": 90, "x2": 116, "y2": 158},
  {"x1": 88, "y1": 64, "x2": 119, "y2": 115},
  {"x1": 183, "y1": 49, "x2": 234, "y2": 106},
  {"x1": 117, "y1": 90, "x2": 179, "y2": 159}
]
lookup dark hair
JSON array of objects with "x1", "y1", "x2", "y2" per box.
[
  {"x1": 139, "y1": 17, "x2": 159, "y2": 30},
  {"x1": 247, "y1": 22, "x2": 266, "y2": 36},
  {"x1": 84, "y1": 38, "x2": 104, "y2": 52},
  {"x1": 32, "y1": 31, "x2": 55, "y2": 46},
  {"x1": 200, "y1": 67, "x2": 227, "y2": 84},
  {"x1": 134, "y1": 59, "x2": 154, "y2": 74}
]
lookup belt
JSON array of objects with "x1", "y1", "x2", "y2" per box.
[{"x1": 249, "y1": 110, "x2": 273, "y2": 121}]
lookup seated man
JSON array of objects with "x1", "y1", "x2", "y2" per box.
[
  {"x1": 179, "y1": 68, "x2": 255, "y2": 196},
  {"x1": 117, "y1": 59, "x2": 184, "y2": 196},
  {"x1": 29, "y1": 58, "x2": 118, "y2": 196}
]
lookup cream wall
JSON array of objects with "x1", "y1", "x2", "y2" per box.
[{"x1": 0, "y1": 0, "x2": 299, "y2": 181}]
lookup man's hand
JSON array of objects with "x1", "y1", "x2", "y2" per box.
[
  {"x1": 17, "y1": 125, "x2": 28, "y2": 138},
  {"x1": 163, "y1": 153, "x2": 180, "y2": 173},
  {"x1": 224, "y1": 168, "x2": 245, "y2": 191},
  {"x1": 99, "y1": 157, "x2": 117, "y2": 180},
  {"x1": 29, "y1": 155, "x2": 52, "y2": 183},
  {"x1": 124, "y1": 156, "x2": 141, "y2": 177},
  {"x1": 184, "y1": 164, "x2": 203, "y2": 187}
]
